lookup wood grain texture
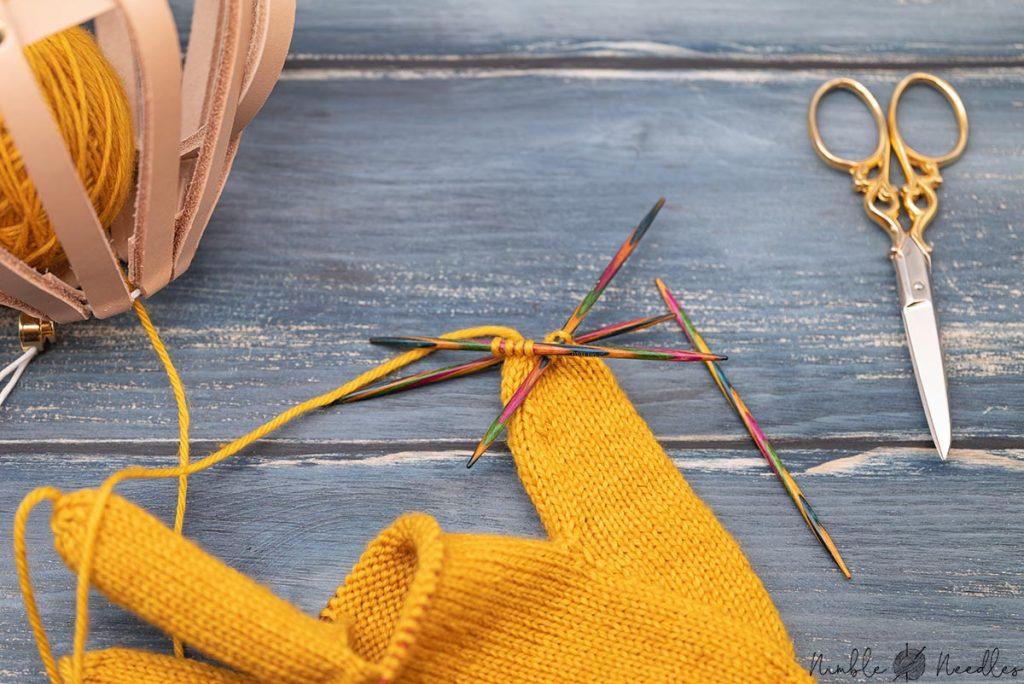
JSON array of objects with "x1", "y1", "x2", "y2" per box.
[
  {"x1": 2, "y1": 446, "x2": 1022, "y2": 681},
  {"x1": 0, "y1": 70, "x2": 1020, "y2": 444},
  {"x1": 167, "y1": 1, "x2": 1024, "y2": 64},
  {"x1": 4, "y1": 3, "x2": 1024, "y2": 681}
]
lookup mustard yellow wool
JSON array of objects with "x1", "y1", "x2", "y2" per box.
[
  {"x1": 132, "y1": 301, "x2": 191, "y2": 659},
  {"x1": 0, "y1": 27, "x2": 134, "y2": 272},
  {"x1": 14, "y1": 320, "x2": 521, "y2": 683},
  {"x1": 57, "y1": 649, "x2": 253, "y2": 684},
  {"x1": 17, "y1": 324, "x2": 810, "y2": 682}
]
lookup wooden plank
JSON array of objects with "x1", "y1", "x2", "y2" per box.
[
  {"x1": 0, "y1": 69, "x2": 1020, "y2": 444},
  {"x1": 2, "y1": 445, "x2": 1022, "y2": 681},
  {"x1": 164, "y1": 0, "x2": 1024, "y2": 64},
  {"x1": 2, "y1": 6, "x2": 1019, "y2": 682}
]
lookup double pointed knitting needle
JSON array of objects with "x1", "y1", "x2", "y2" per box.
[
  {"x1": 654, "y1": 278, "x2": 851, "y2": 579},
  {"x1": 468, "y1": 197, "x2": 666, "y2": 468},
  {"x1": 341, "y1": 313, "x2": 674, "y2": 404},
  {"x1": 370, "y1": 335, "x2": 723, "y2": 362}
]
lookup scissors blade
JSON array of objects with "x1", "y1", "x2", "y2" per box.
[
  {"x1": 902, "y1": 299, "x2": 951, "y2": 459},
  {"x1": 893, "y1": 240, "x2": 951, "y2": 460}
]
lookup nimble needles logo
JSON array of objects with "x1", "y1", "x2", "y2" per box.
[
  {"x1": 891, "y1": 645, "x2": 927, "y2": 681},
  {"x1": 808, "y1": 644, "x2": 1023, "y2": 680}
]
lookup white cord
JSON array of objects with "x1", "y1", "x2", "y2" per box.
[
  {"x1": 0, "y1": 347, "x2": 38, "y2": 408},
  {"x1": 0, "y1": 347, "x2": 35, "y2": 382}
]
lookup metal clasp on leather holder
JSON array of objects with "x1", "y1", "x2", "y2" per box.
[{"x1": 18, "y1": 314, "x2": 57, "y2": 352}]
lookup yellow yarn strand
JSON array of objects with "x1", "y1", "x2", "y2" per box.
[
  {"x1": 13, "y1": 303, "x2": 518, "y2": 683},
  {"x1": 132, "y1": 300, "x2": 191, "y2": 659},
  {"x1": 0, "y1": 27, "x2": 134, "y2": 272},
  {"x1": 13, "y1": 487, "x2": 63, "y2": 683}
]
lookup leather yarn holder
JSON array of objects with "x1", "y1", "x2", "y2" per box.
[{"x1": 0, "y1": 0, "x2": 294, "y2": 322}]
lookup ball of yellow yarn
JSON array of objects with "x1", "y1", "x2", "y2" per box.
[{"x1": 0, "y1": 27, "x2": 134, "y2": 273}]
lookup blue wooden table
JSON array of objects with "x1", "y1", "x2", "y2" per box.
[{"x1": 2, "y1": 2, "x2": 1022, "y2": 681}]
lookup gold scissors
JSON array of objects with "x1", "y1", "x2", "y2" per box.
[{"x1": 808, "y1": 72, "x2": 968, "y2": 460}]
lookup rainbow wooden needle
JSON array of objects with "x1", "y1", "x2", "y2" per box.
[
  {"x1": 574, "y1": 312, "x2": 674, "y2": 343},
  {"x1": 344, "y1": 314, "x2": 674, "y2": 404},
  {"x1": 370, "y1": 335, "x2": 723, "y2": 363},
  {"x1": 341, "y1": 314, "x2": 674, "y2": 404},
  {"x1": 654, "y1": 278, "x2": 851, "y2": 579},
  {"x1": 468, "y1": 198, "x2": 666, "y2": 467},
  {"x1": 340, "y1": 355, "x2": 496, "y2": 404}
]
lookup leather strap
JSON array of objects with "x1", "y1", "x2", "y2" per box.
[
  {"x1": 101, "y1": 0, "x2": 183, "y2": 296},
  {"x1": 172, "y1": 0, "x2": 250, "y2": 275},
  {"x1": 0, "y1": 251, "x2": 88, "y2": 323},
  {"x1": 235, "y1": 0, "x2": 295, "y2": 136},
  {"x1": 6, "y1": 0, "x2": 114, "y2": 44}
]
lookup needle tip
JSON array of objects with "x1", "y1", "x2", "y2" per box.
[
  {"x1": 825, "y1": 542, "x2": 853, "y2": 580},
  {"x1": 631, "y1": 199, "x2": 667, "y2": 245},
  {"x1": 835, "y1": 554, "x2": 853, "y2": 580},
  {"x1": 467, "y1": 442, "x2": 489, "y2": 468}
]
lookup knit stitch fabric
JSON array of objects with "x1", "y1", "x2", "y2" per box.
[{"x1": 47, "y1": 354, "x2": 811, "y2": 683}]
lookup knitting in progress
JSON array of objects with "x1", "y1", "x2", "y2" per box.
[{"x1": 15, "y1": 316, "x2": 811, "y2": 683}]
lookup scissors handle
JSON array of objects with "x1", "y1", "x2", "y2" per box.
[
  {"x1": 808, "y1": 73, "x2": 969, "y2": 255},
  {"x1": 888, "y1": 72, "x2": 969, "y2": 254},
  {"x1": 808, "y1": 77, "x2": 904, "y2": 248}
]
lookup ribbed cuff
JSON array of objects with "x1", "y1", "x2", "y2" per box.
[{"x1": 321, "y1": 513, "x2": 446, "y2": 684}]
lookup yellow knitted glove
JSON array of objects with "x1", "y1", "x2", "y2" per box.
[
  {"x1": 56, "y1": 649, "x2": 252, "y2": 683},
  {"x1": 46, "y1": 355, "x2": 811, "y2": 683}
]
